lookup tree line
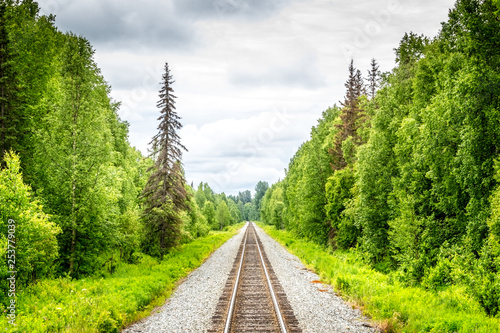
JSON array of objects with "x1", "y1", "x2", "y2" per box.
[
  {"x1": 0, "y1": 0, "x2": 264, "y2": 308},
  {"x1": 261, "y1": 0, "x2": 500, "y2": 316}
]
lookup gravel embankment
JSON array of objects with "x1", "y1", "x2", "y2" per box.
[
  {"x1": 254, "y1": 225, "x2": 379, "y2": 333},
  {"x1": 122, "y1": 223, "x2": 248, "y2": 333}
]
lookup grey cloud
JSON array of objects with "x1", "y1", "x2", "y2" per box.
[
  {"x1": 229, "y1": 56, "x2": 326, "y2": 89},
  {"x1": 51, "y1": 1, "x2": 195, "y2": 49},
  {"x1": 48, "y1": 0, "x2": 299, "y2": 50},
  {"x1": 173, "y1": 0, "x2": 298, "y2": 20}
]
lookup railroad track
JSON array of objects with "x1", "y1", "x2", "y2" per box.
[{"x1": 209, "y1": 222, "x2": 301, "y2": 333}]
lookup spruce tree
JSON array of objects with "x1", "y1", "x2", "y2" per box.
[
  {"x1": 329, "y1": 59, "x2": 366, "y2": 170},
  {"x1": 367, "y1": 58, "x2": 380, "y2": 100},
  {"x1": 142, "y1": 62, "x2": 188, "y2": 258}
]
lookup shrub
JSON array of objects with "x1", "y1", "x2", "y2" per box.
[{"x1": 0, "y1": 151, "x2": 61, "y2": 306}]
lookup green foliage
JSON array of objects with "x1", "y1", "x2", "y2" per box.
[
  {"x1": 0, "y1": 0, "x2": 149, "y2": 283},
  {"x1": 260, "y1": 181, "x2": 286, "y2": 229},
  {"x1": 340, "y1": 137, "x2": 356, "y2": 167},
  {"x1": 243, "y1": 202, "x2": 259, "y2": 221},
  {"x1": 227, "y1": 198, "x2": 242, "y2": 224},
  {"x1": 354, "y1": 0, "x2": 500, "y2": 272},
  {"x1": 195, "y1": 183, "x2": 207, "y2": 208},
  {"x1": 466, "y1": 244, "x2": 500, "y2": 316},
  {"x1": 450, "y1": 161, "x2": 500, "y2": 315},
  {"x1": 215, "y1": 200, "x2": 231, "y2": 230},
  {"x1": 0, "y1": 151, "x2": 60, "y2": 305},
  {"x1": 394, "y1": 32, "x2": 429, "y2": 65},
  {"x1": 182, "y1": 185, "x2": 210, "y2": 239},
  {"x1": 32, "y1": 33, "x2": 125, "y2": 277},
  {"x1": 495, "y1": 0, "x2": 500, "y2": 17},
  {"x1": 202, "y1": 201, "x2": 217, "y2": 229},
  {"x1": 110, "y1": 146, "x2": 150, "y2": 263},
  {"x1": 282, "y1": 108, "x2": 337, "y2": 243},
  {"x1": 0, "y1": 226, "x2": 242, "y2": 332},
  {"x1": 422, "y1": 254, "x2": 454, "y2": 290},
  {"x1": 254, "y1": 181, "x2": 269, "y2": 219},
  {"x1": 488, "y1": 160, "x2": 500, "y2": 252},
  {"x1": 0, "y1": 1, "x2": 59, "y2": 164},
  {"x1": 237, "y1": 190, "x2": 252, "y2": 204},
  {"x1": 141, "y1": 201, "x2": 183, "y2": 258},
  {"x1": 325, "y1": 167, "x2": 359, "y2": 249},
  {"x1": 330, "y1": 60, "x2": 367, "y2": 170},
  {"x1": 202, "y1": 182, "x2": 215, "y2": 203}
]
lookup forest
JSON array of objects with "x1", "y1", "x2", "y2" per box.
[
  {"x1": 2, "y1": 0, "x2": 500, "y2": 331},
  {"x1": 0, "y1": 0, "x2": 260, "y2": 314},
  {"x1": 261, "y1": 0, "x2": 500, "y2": 318}
]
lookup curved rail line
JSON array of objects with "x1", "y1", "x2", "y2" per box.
[{"x1": 209, "y1": 222, "x2": 301, "y2": 333}]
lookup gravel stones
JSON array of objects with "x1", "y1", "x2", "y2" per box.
[{"x1": 254, "y1": 225, "x2": 378, "y2": 333}]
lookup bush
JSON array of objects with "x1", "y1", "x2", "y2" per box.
[
  {"x1": 467, "y1": 243, "x2": 500, "y2": 316},
  {"x1": 0, "y1": 151, "x2": 61, "y2": 306},
  {"x1": 422, "y1": 258, "x2": 453, "y2": 290}
]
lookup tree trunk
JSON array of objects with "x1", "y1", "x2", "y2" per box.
[
  {"x1": 69, "y1": 87, "x2": 79, "y2": 276},
  {"x1": 69, "y1": 133, "x2": 77, "y2": 276}
]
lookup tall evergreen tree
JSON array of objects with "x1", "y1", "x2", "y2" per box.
[
  {"x1": 142, "y1": 62, "x2": 188, "y2": 258},
  {"x1": 367, "y1": 58, "x2": 380, "y2": 100},
  {"x1": 329, "y1": 60, "x2": 366, "y2": 170}
]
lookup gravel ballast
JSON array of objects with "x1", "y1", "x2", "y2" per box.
[
  {"x1": 123, "y1": 223, "x2": 378, "y2": 332},
  {"x1": 254, "y1": 225, "x2": 378, "y2": 333},
  {"x1": 122, "y1": 224, "x2": 248, "y2": 333}
]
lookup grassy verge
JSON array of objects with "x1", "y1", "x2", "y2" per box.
[
  {"x1": 258, "y1": 224, "x2": 500, "y2": 333},
  {"x1": 1, "y1": 223, "x2": 244, "y2": 332}
]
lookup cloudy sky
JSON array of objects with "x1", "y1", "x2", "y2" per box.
[{"x1": 37, "y1": 0, "x2": 456, "y2": 195}]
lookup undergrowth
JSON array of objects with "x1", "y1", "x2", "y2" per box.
[
  {"x1": 259, "y1": 224, "x2": 500, "y2": 333},
  {"x1": 0, "y1": 223, "x2": 244, "y2": 332}
]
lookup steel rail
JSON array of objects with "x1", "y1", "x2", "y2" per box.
[
  {"x1": 223, "y1": 223, "x2": 249, "y2": 333},
  {"x1": 254, "y1": 224, "x2": 288, "y2": 333}
]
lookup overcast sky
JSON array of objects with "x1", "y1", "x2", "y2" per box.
[{"x1": 37, "y1": 0, "x2": 456, "y2": 195}]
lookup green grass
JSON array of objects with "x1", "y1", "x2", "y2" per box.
[
  {"x1": 259, "y1": 224, "x2": 500, "y2": 333},
  {"x1": 0, "y1": 223, "x2": 244, "y2": 332}
]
